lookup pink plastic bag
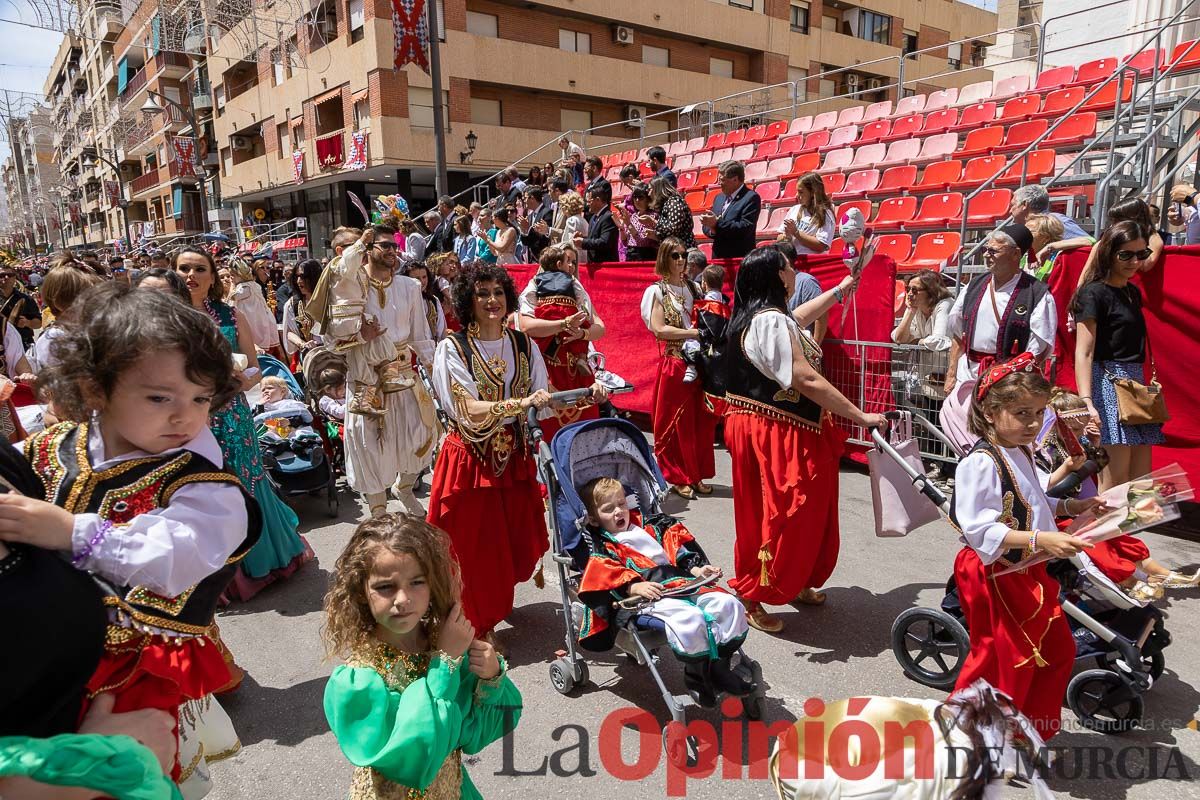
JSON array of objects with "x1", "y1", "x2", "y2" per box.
[{"x1": 868, "y1": 411, "x2": 943, "y2": 537}]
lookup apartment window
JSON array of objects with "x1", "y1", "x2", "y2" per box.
[
  {"x1": 973, "y1": 43, "x2": 988, "y2": 66},
  {"x1": 788, "y1": 66, "x2": 808, "y2": 101},
  {"x1": 710, "y1": 57, "x2": 734, "y2": 78},
  {"x1": 271, "y1": 48, "x2": 285, "y2": 86},
  {"x1": 819, "y1": 77, "x2": 836, "y2": 99},
  {"x1": 221, "y1": 146, "x2": 232, "y2": 177},
  {"x1": 560, "y1": 108, "x2": 592, "y2": 131},
  {"x1": 214, "y1": 84, "x2": 226, "y2": 110},
  {"x1": 558, "y1": 29, "x2": 590, "y2": 54},
  {"x1": 466, "y1": 11, "x2": 498, "y2": 37},
  {"x1": 821, "y1": 14, "x2": 837, "y2": 32},
  {"x1": 294, "y1": 122, "x2": 305, "y2": 146},
  {"x1": 903, "y1": 30, "x2": 918, "y2": 58},
  {"x1": 947, "y1": 42, "x2": 963, "y2": 69},
  {"x1": 278, "y1": 122, "x2": 289, "y2": 153},
  {"x1": 790, "y1": 2, "x2": 809, "y2": 33},
  {"x1": 354, "y1": 97, "x2": 370, "y2": 129},
  {"x1": 902, "y1": 87, "x2": 916, "y2": 98},
  {"x1": 642, "y1": 45, "x2": 669, "y2": 67},
  {"x1": 408, "y1": 87, "x2": 450, "y2": 128},
  {"x1": 728, "y1": 0, "x2": 753, "y2": 8},
  {"x1": 471, "y1": 97, "x2": 501, "y2": 126},
  {"x1": 348, "y1": 0, "x2": 364, "y2": 42},
  {"x1": 858, "y1": 11, "x2": 891, "y2": 45}
]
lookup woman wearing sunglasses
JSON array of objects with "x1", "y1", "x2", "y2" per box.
[
  {"x1": 1071, "y1": 220, "x2": 1164, "y2": 492},
  {"x1": 640, "y1": 237, "x2": 716, "y2": 499}
]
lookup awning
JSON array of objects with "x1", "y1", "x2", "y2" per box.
[
  {"x1": 313, "y1": 86, "x2": 343, "y2": 106},
  {"x1": 276, "y1": 236, "x2": 307, "y2": 250}
]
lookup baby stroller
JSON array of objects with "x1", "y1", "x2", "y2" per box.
[
  {"x1": 874, "y1": 412, "x2": 1170, "y2": 733},
  {"x1": 531, "y1": 401, "x2": 767, "y2": 766},
  {"x1": 257, "y1": 354, "x2": 340, "y2": 518},
  {"x1": 300, "y1": 347, "x2": 348, "y2": 479}
]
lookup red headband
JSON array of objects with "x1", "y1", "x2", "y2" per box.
[{"x1": 975, "y1": 351, "x2": 1038, "y2": 401}]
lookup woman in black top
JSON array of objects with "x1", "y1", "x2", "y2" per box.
[
  {"x1": 649, "y1": 176, "x2": 696, "y2": 249},
  {"x1": 1072, "y1": 220, "x2": 1164, "y2": 492}
]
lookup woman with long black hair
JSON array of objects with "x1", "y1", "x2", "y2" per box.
[
  {"x1": 720, "y1": 247, "x2": 885, "y2": 633},
  {"x1": 282, "y1": 258, "x2": 324, "y2": 371}
]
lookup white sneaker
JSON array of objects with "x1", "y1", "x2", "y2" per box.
[{"x1": 682, "y1": 364, "x2": 699, "y2": 383}]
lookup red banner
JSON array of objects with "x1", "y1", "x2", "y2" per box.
[
  {"x1": 344, "y1": 131, "x2": 367, "y2": 171},
  {"x1": 391, "y1": 0, "x2": 430, "y2": 72},
  {"x1": 172, "y1": 136, "x2": 197, "y2": 176},
  {"x1": 292, "y1": 150, "x2": 305, "y2": 185},
  {"x1": 104, "y1": 180, "x2": 121, "y2": 208}
]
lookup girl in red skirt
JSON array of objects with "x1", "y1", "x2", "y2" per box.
[
  {"x1": 640, "y1": 237, "x2": 718, "y2": 499},
  {"x1": 514, "y1": 245, "x2": 609, "y2": 441},
  {"x1": 718, "y1": 248, "x2": 885, "y2": 633},
  {"x1": 428, "y1": 264, "x2": 601, "y2": 638},
  {"x1": 950, "y1": 353, "x2": 1103, "y2": 739}
]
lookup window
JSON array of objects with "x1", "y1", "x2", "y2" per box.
[
  {"x1": 710, "y1": 57, "x2": 734, "y2": 78},
  {"x1": 221, "y1": 146, "x2": 232, "y2": 177},
  {"x1": 819, "y1": 77, "x2": 836, "y2": 99},
  {"x1": 271, "y1": 48, "x2": 285, "y2": 86},
  {"x1": 788, "y1": 66, "x2": 808, "y2": 101},
  {"x1": 277, "y1": 121, "x2": 289, "y2": 153},
  {"x1": 293, "y1": 122, "x2": 305, "y2": 147},
  {"x1": 972, "y1": 43, "x2": 988, "y2": 66},
  {"x1": 348, "y1": 0, "x2": 364, "y2": 43},
  {"x1": 947, "y1": 42, "x2": 963, "y2": 69},
  {"x1": 789, "y1": 2, "x2": 809, "y2": 33},
  {"x1": 354, "y1": 97, "x2": 370, "y2": 129},
  {"x1": 902, "y1": 87, "x2": 916, "y2": 98},
  {"x1": 821, "y1": 14, "x2": 837, "y2": 32},
  {"x1": 903, "y1": 30, "x2": 918, "y2": 58},
  {"x1": 471, "y1": 97, "x2": 501, "y2": 125},
  {"x1": 558, "y1": 29, "x2": 590, "y2": 53},
  {"x1": 858, "y1": 11, "x2": 891, "y2": 45},
  {"x1": 408, "y1": 87, "x2": 450, "y2": 128},
  {"x1": 214, "y1": 84, "x2": 225, "y2": 110},
  {"x1": 466, "y1": 11, "x2": 498, "y2": 38},
  {"x1": 642, "y1": 45, "x2": 669, "y2": 67},
  {"x1": 728, "y1": 0, "x2": 753, "y2": 7},
  {"x1": 560, "y1": 108, "x2": 593, "y2": 131}
]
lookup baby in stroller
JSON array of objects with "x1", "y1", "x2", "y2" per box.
[
  {"x1": 255, "y1": 376, "x2": 323, "y2": 459},
  {"x1": 576, "y1": 477, "x2": 752, "y2": 707}
]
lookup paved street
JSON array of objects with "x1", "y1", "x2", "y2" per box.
[{"x1": 210, "y1": 447, "x2": 1200, "y2": 800}]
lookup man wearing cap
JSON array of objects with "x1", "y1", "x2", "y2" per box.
[{"x1": 941, "y1": 223, "x2": 1057, "y2": 452}]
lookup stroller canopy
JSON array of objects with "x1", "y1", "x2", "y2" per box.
[
  {"x1": 549, "y1": 418, "x2": 667, "y2": 556},
  {"x1": 257, "y1": 353, "x2": 304, "y2": 399}
]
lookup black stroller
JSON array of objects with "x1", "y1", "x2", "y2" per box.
[
  {"x1": 874, "y1": 412, "x2": 1170, "y2": 733},
  {"x1": 529, "y1": 403, "x2": 767, "y2": 766}
]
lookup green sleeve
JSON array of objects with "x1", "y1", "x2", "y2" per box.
[
  {"x1": 456, "y1": 669, "x2": 523, "y2": 756},
  {"x1": 323, "y1": 655, "x2": 467, "y2": 790},
  {"x1": 0, "y1": 734, "x2": 182, "y2": 800}
]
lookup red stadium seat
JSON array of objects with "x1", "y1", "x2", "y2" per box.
[
  {"x1": 810, "y1": 111, "x2": 839, "y2": 132},
  {"x1": 954, "y1": 126, "x2": 1004, "y2": 158},
  {"x1": 836, "y1": 106, "x2": 865, "y2": 127},
  {"x1": 999, "y1": 95, "x2": 1040, "y2": 122},
  {"x1": 892, "y1": 93, "x2": 927, "y2": 118},
  {"x1": 878, "y1": 139, "x2": 921, "y2": 167},
  {"x1": 836, "y1": 200, "x2": 873, "y2": 225},
  {"x1": 785, "y1": 152, "x2": 820, "y2": 177},
  {"x1": 674, "y1": 153, "x2": 694, "y2": 172},
  {"x1": 638, "y1": 161, "x2": 654, "y2": 178},
  {"x1": 948, "y1": 155, "x2": 1005, "y2": 190},
  {"x1": 744, "y1": 124, "x2": 769, "y2": 144},
  {"x1": 697, "y1": 167, "x2": 719, "y2": 187},
  {"x1": 874, "y1": 233, "x2": 913, "y2": 264},
  {"x1": 757, "y1": 206, "x2": 787, "y2": 235},
  {"x1": 996, "y1": 119, "x2": 1049, "y2": 152},
  {"x1": 685, "y1": 191, "x2": 707, "y2": 212},
  {"x1": 900, "y1": 232, "x2": 961, "y2": 272},
  {"x1": 1125, "y1": 48, "x2": 1166, "y2": 78},
  {"x1": 822, "y1": 172, "x2": 846, "y2": 196},
  {"x1": 863, "y1": 101, "x2": 893, "y2": 122},
  {"x1": 834, "y1": 169, "x2": 881, "y2": 200},
  {"x1": 828, "y1": 238, "x2": 845, "y2": 257},
  {"x1": 725, "y1": 129, "x2": 747, "y2": 147},
  {"x1": 996, "y1": 149, "x2": 1055, "y2": 186},
  {"x1": 677, "y1": 170, "x2": 698, "y2": 191},
  {"x1": 667, "y1": 140, "x2": 688, "y2": 157},
  {"x1": 1035, "y1": 87, "x2": 1085, "y2": 119},
  {"x1": 691, "y1": 150, "x2": 713, "y2": 170},
  {"x1": 922, "y1": 108, "x2": 959, "y2": 135},
  {"x1": 858, "y1": 119, "x2": 892, "y2": 145},
  {"x1": 752, "y1": 139, "x2": 780, "y2": 162},
  {"x1": 818, "y1": 147, "x2": 854, "y2": 174},
  {"x1": 766, "y1": 119, "x2": 790, "y2": 138},
  {"x1": 1045, "y1": 113, "x2": 1095, "y2": 148},
  {"x1": 914, "y1": 133, "x2": 958, "y2": 165},
  {"x1": 693, "y1": 214, "x2": 708, "y2": 241},
  {"x1": 954, "y1": 80, "x2": 993, "y2": 107},
  {"x1": 698, "y1": 242, "x2": 713, "y2": 259},
  {"x1": 893, "y1": 279, "x2": 907, "y2": 314},
  {"x1": 710, "y1": 147, "x2": 733, "y2": 164},
  {"x1": 905, "y1": 192, "x2": 964, "y2": 229},
  {"x1": 745, "y1": 160, "x2": 769, "y2": 183},
  {"x1": 819, "y1": 125, "x2": 859, "y2": 153},
  {"x1": 1082, "y1": 81, "x2": 1133, "y2": 113},
  {"x1": 1034, "y1": 65, "x2": 1076, "y2": 93},
  {"x1": 1168, "y1": 39, "x2": 1200, "y2": 74},
  {"x1": 778, "y1": 177, "x2": 799, "y2": 204},
  {"x1": 756, "y1": 180, "x2": 781, "y2": 204},
  {"x1": 777, "y1": 134, "x2": 806, "y2": 157},
  {"x1": 731, "y1": 144, "x2": 756, "y2": 162},
  {"x1": 848, "y1": 143, "x2": 887, "y2": 172},
  {"x1": 871, "y1": 196, "x2": 918, "y2": 229},
  {"x1": 865, "y1": 165, "x2": 918, "y2": 198},
  {"x1": 1072, "y1": 58, "x2": 1118, "y2": 86},
  {"x1": 882, "y1": 113, "x2": 924, "y2": 142},
  {"x1": 913, "y1": 160, "x2": 963, "y2": 192},
  {"x1": 801, "y1": 130, "x2": 831, "y2": 153},
  {"x1": 924, "y1": 87, "x2": 959, "y2": 112},
  {"x1": 788, "y1": 116, "x2": 814, "y2": 136},
  {"x1": 990, "y1": 75, "x2": 1030, "y2": 101},
  {"x1": 766, "y1": 156, "x2": 795, "y2": 180},
  {"x1": 966, "y1": 189, "x2": 1012, "y2": 226},
  {"x1": 702, "y1": 188, "x2": 723, "y2": 209},
  {"x1": 952, "y1": 102, "x2": 997, "y2": 132},
  {"x1": 684, "y1": 136, "x2": 705, "y2": 152}
]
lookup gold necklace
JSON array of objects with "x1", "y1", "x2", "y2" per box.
[{"x1": 367, "y1": 271, "x2": 393, "y2": 307}]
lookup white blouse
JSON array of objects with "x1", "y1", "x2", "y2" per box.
[
  {"x1": 947, "y1": 273, "x2": 1057, "y2": 382},
  {"x1": 954, "y1": 445, "x2": 1056, "y2": 565},
  {"x1": 742, "y1": 310, "x2": 808, "y2": 389},
  {"x1": 66, "y1": 422, "x2": 249, "y2": 597},
  {"x1": 560, "y1": 215, "x2": 589, "y2": 247},
  {"x1": 892, "y1": 297, "x2": 954, "y2": 351},
  {"x1": 432, "y1": 333, "x2": 550, "y2": 426},
  {"x1": 779, "y1": 206, "x2": 836, "y2": 255},
  {"x1": 640, "y1": 282, "x2": 695, "y2": 331}
]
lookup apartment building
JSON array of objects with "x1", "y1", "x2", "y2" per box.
[
  {"x1": 2, "y1": 109, "x2": 62, "y2": 253},
  {"x1": 210, "y1": 0, "x2": 996, "y2": 257}
]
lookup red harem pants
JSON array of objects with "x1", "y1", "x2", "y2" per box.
[
  {"x1": 426, "y1": 431, "x2": 549, "y2": 633},
  {"x1": 651, "y1": 354, "x2": 716, "y2": 487},
  {"x1": 725, "y1": 411, "x2": 846, "y2": 606},
  {"x1": 953, "y1": 547, "x2": 1075, "y2": 739},
  {"x1": 1086, "y1": 535, "x2": 1151, "y2": 584}
]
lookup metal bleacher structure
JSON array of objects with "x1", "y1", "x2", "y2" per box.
[{"x1": 478, "y1": 0, "x2": 1200, "y2": 286}]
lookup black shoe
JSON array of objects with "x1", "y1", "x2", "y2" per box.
[
  {"x1": 710, "y1": 658, "x2": 754, "y2": 696},
  {"x1": 682, "y1": 661, "x2": 717, "y2": 708}
]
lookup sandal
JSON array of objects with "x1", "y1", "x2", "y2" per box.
[
  {"x1": 692, "y1": 481, "x2": 714, "y2": 496},
  {"x1": 1160, "y1": 569, "x2": 1200, "y2": 589},
  {"x1": 741, "y1": 599, "x2": 784, "y2": 633},
  {"x1": 672, "y1": 484, "x2": 695, "y2": 499},
  {"x1": 790, "y1": 588, "x2": 827, "y2": 607}
]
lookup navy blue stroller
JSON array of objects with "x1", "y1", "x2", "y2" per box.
[{"x1": 531, "y1": 412, "x2": 766, "y2": 766}]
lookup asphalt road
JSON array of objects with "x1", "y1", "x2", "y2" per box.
[{"x1": 209, "y1": 448, "x2": 1200, "y2": 800}]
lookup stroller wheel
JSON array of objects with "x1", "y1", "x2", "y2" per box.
[
  {"x1": 891, "y1": 607, "x2": 969, "y2": 690},
  {"x1": 742, "y1": 692, "x2": 765, "y2": 721},
  {"x1": 662, "y1": 727, "x2": 700, "y2": 769},
  {"x1": 549, "y1": 657, "x2": 578, "y2": 695},
  {"x1": 326, "y1": 482, "x2": 339, "y2": 518},
  {"x1": 1067, "y1": 669, "x2": 1144, "y2": 733}
]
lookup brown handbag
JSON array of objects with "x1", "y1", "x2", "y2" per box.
[{"x1": 1104, "y1": 335, "x2": 1168, "y2": 425}]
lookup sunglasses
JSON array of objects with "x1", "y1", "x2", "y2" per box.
[
  {"x1": 982, "y1": 247, "x2": 1006, "y2": 257},
  {"x1": 906, "y1": 286, "x2": 926, "y2": 294},
  {"x1": 669, "y1": 252, "x2": 686, "y2": 261},
  {"x1": 1115, "y1": 247, "x2": 1153, "y2": 262},
  {"x1": 373, "y1": 242, "x2": 397, "y2": 251}
]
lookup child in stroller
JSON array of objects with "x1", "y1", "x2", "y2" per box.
[
  {"x1": 255, "y1": 376, "x2": 325, "y2": 467},
  {"x1": 576, "y1": 477, "x2": 752, "y2": 707}
]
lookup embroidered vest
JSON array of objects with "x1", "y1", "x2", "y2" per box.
[
  {"x1": 448, "y1": 329, "x2": 534, "y2": 476},
  {"x1": 961, "y1": 271, "x2": 1049, "y2": 368},
  {"x1": 722, "y1": 311, "x2": 824, "y2": 430},
  {"x1": 24, "y1": 422, "x2": 262, "y2": 636},
  {"x1": 656, "y1": 279, "x2": 698, "y2": 358},
  {"x1": 949, "y1": 441, "x2": 1033, "y2": 566}
]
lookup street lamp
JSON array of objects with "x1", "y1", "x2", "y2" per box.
[
  {"x1": 81, "y1": 148, "x2": 133, "y2": 252},
  {"x1": 141, "y1": 91, "x2": 209, "y2": 232},
  {"x1": 459, "y1": 130, "x2": 478, "y2": 165}
]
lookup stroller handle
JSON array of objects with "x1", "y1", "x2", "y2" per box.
[
  {"x1": 526, "y1": 385, "x2": 635, "y2": 442},
  {"x1": 615, "y1": 572, "x2": 721, "y2": 610}
]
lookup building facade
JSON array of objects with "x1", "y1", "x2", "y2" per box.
[{"x1": 2, "y1": 108, "x2": 62, "y2": 253}]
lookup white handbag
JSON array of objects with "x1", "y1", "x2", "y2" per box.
[{"x1": 868, "y1": 411, "x2": 942, "y2": 537}]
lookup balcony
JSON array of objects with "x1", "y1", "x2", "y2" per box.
[
  {"x1": 155, "y1": 51, "x2": 191, "y2": 78},
  {"x1": 129, "y1": 168, "x2": 162, "y2": 195},
  {"x1": 124, "y1": 119, "x2": 155, "y2": 153},
  {"x1": 118, "y1": 65, "x2": 147, "y2": 105}
]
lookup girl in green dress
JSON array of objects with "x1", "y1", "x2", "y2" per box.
[{"x1": 323, "y1": 514, "x2": 521, "y2": 800}]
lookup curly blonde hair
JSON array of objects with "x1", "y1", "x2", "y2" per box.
[
  {"x1": 322, "y1": 513, "x2": 463, "y2": 659},
  {"x1": 559, "y1": 190, "x2": 584, "y2": 217}
]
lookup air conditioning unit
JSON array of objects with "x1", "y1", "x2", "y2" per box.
[
  {"x1": 230, "y1": 135, "x2": 251, "y2": 151},
  {"x1": 867, "y1": 77, "x2": 885, "y2": 90},
  {"x1": 612, "y1": 25, "x2": 634, "y2": 45},
  {"x1": 846, "y1": 73, "x2": 863, "y2": 93},
  {"x1": 625, "y1": 105, "x2": 647, "y2": 128},
  {"x1": 119, "y1": 163, "x2": 133, "y2": 174}
]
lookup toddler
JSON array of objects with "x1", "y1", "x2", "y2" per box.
[{"x1": 682, "y1": 264, "x2": 730, "y2": 384}]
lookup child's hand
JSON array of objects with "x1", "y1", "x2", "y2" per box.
[
  {"x1": 467, "y1": 639, "x2": 502, "y2": 681},
  {"x1": 1066, "y1": 453, "x2": 1088, "y2": 472},
  {"x1": 629, "y1": 581, "x2": 664, "y2": 601},
  {"x1": 438, "y1": 602, "x2": 475, "y2": 659},
  {"x1": 691, "y1": 565, "x2": 722, "y2": 580},
  {"x1": 79, "y1": 693, "x2": 177, "y2": 773},
  {"x1": 1066, "y1": 497, "x2": 1110, "y2": 517},
  {"x1": 1038, "y1": 530, "x2": 1093, "y2": 558},
  {"x1": 0, "y1": 494, "x2": 75, "y2": 551}
]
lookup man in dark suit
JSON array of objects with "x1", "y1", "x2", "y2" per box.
[
  {"x1": 582, "y1": 156, "x2": 611, "y2": 200},
  {"x1": 701, "y1": 160, "x2": 761, "y2": 259},
  {"x1": 576, "y1": 187, "x2": 618, "y2": 263},
  {"x1": 427, "y1": 195, "x2": 457, "y2": 253},
  {"x1": 491, "y1": 171, "x2": 523, "y2": 212},
  {"x1": 647, "y1": 146, "x2": 677, "y2": 188},
  {"x1": 517, "y1": 186, "x2": 554, "y2": 260}
]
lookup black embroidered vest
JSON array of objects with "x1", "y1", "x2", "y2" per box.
[
  {"x1": 949, "y1": 441, "x2": 1034, "y2": 566},
  {"x1": 448, "y1": 329, "x2": 535, "y2": 475},
  {"x1": 722, "y1": 310, "x2": 824, "y2": 430},
  {"x1": 961, "y1": 271, "x2": 1049, "y2": 366},
  {"x1": 24, "y1": 422, "x2": 262, "y2": 635}
]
